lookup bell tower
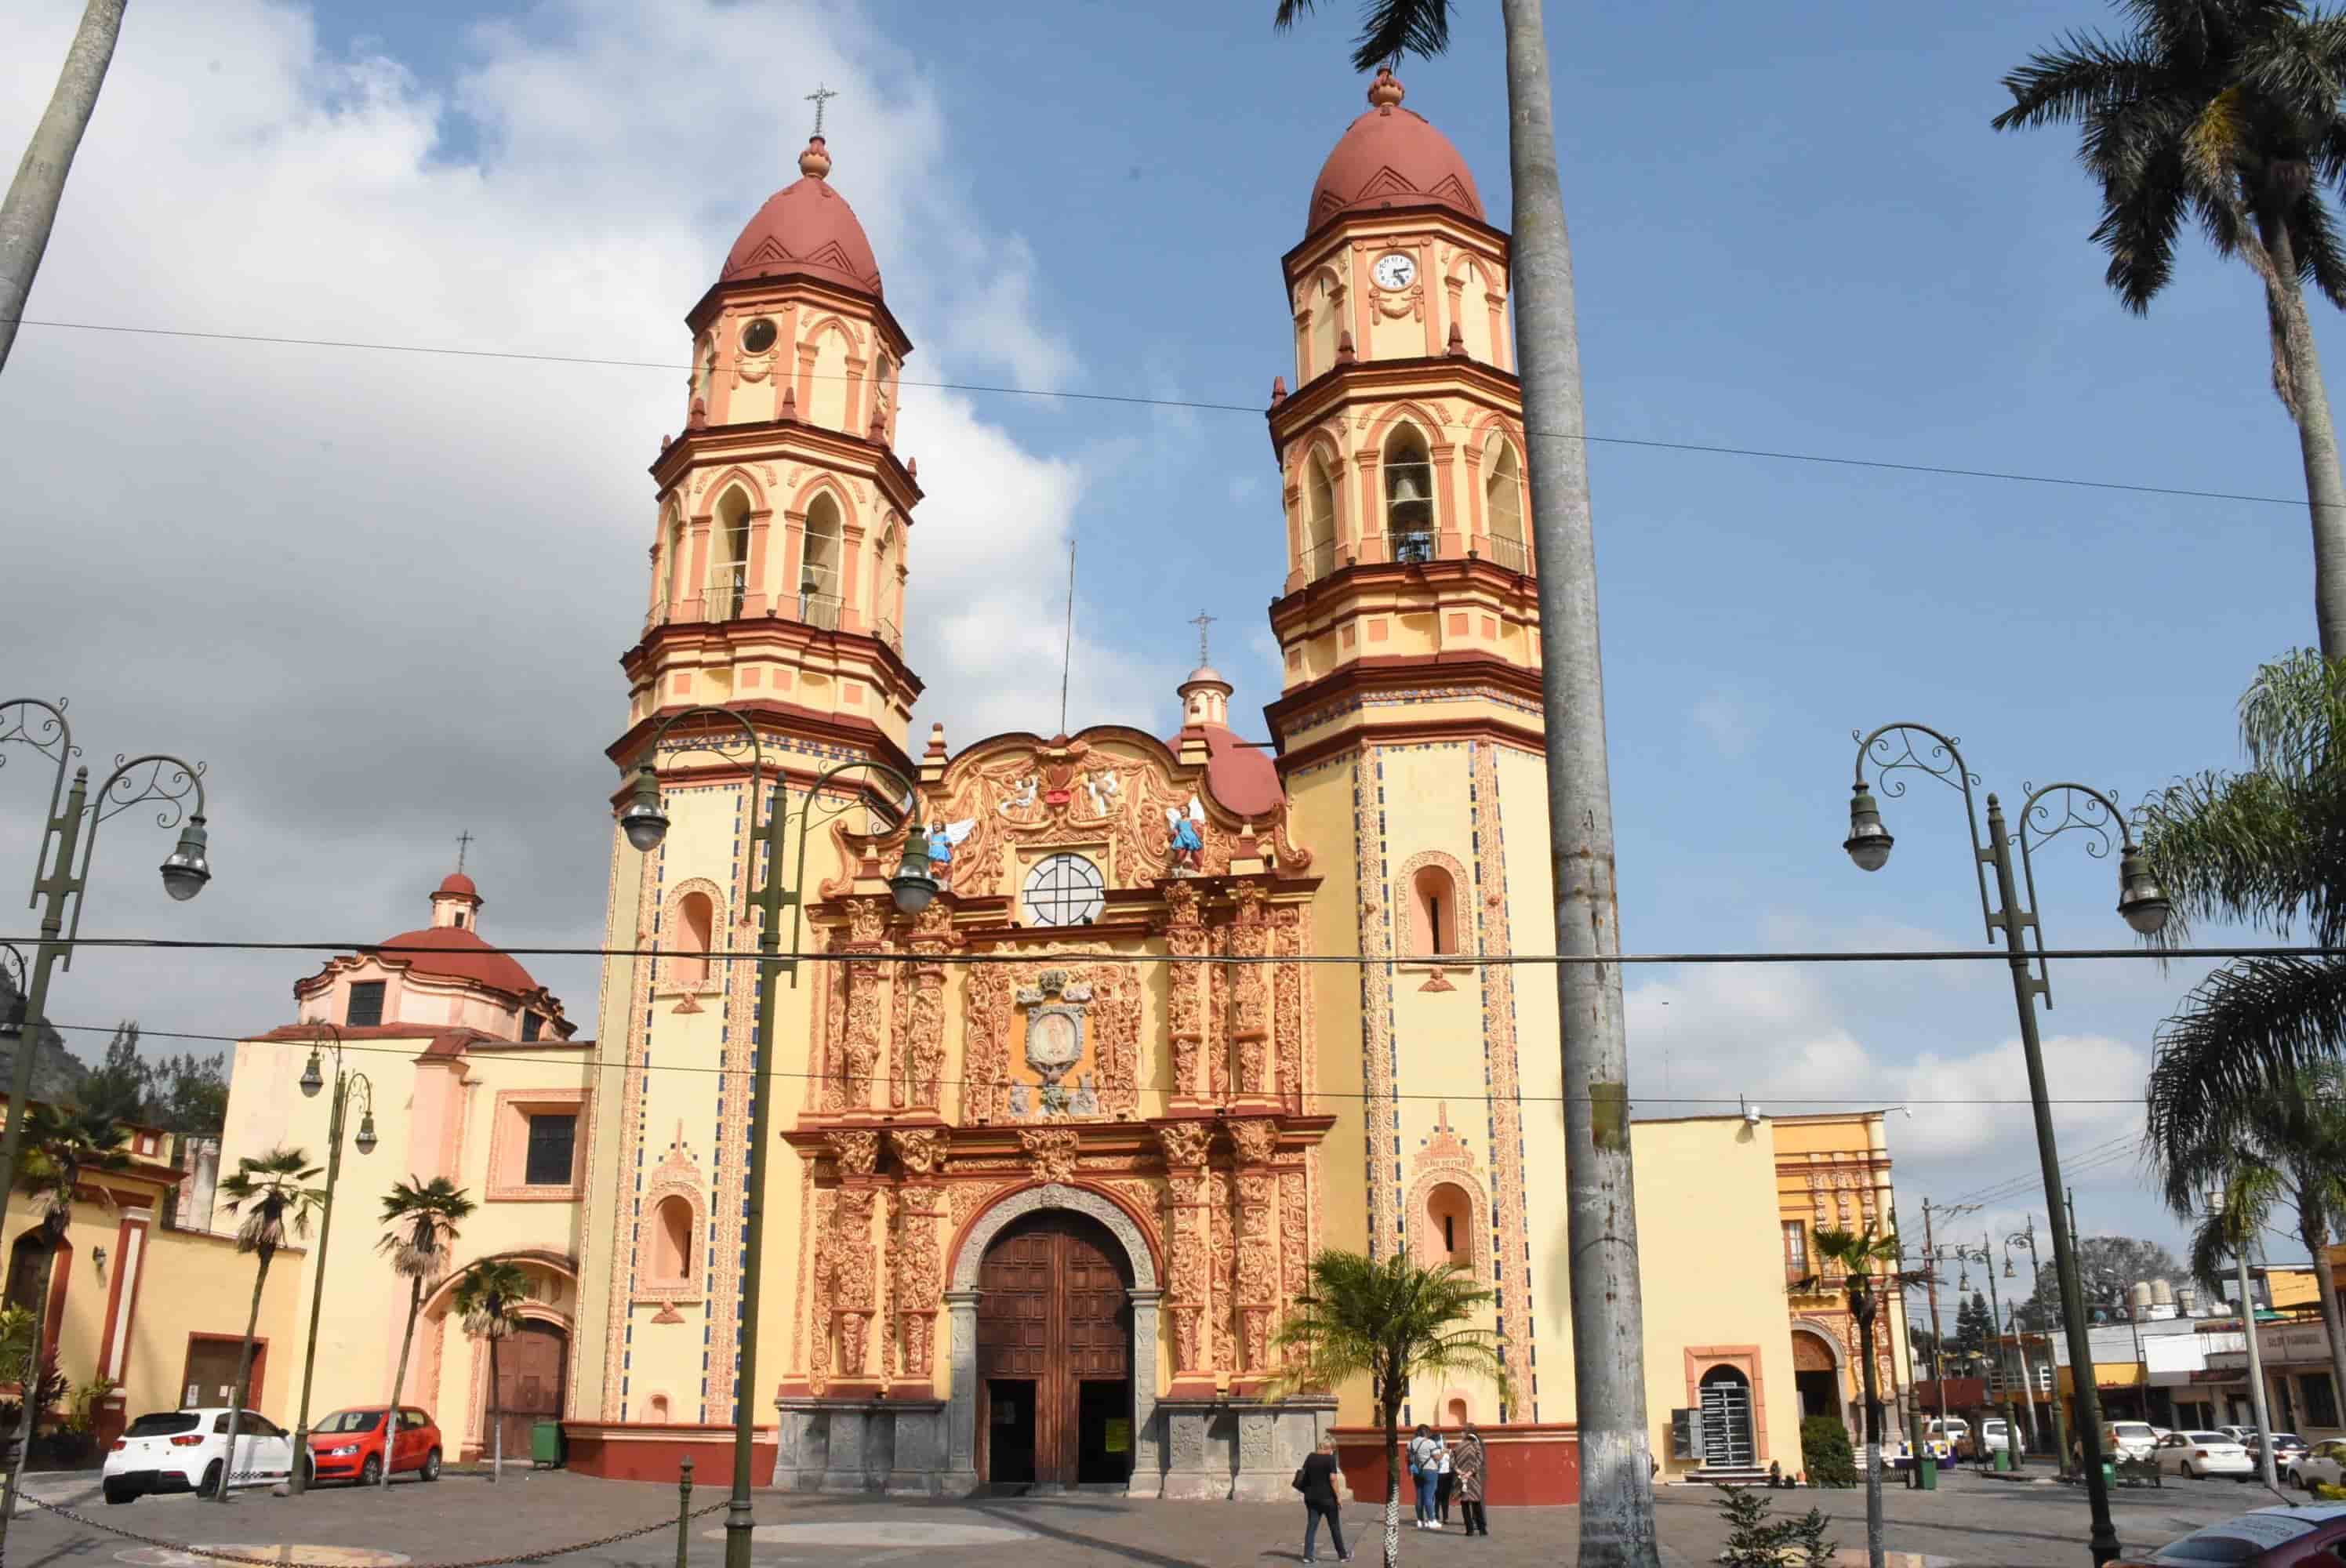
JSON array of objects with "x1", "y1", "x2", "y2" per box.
[
  {"x1": 573, "y1": 128, "x2": 924, "y2": 1436},
  {"x1": 1266, "y1": 70, "x2": 1567, "y2": 1432}
]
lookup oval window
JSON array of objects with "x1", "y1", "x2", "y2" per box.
[{"x1": 742, "y1": 318, "x2": 778, "y2": 354}]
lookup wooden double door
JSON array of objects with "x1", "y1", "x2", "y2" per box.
[
  {"x1": 488, "y1": 1323, "x2": 567, "y2": 1461},
  {"x1": 977, "y1": 1214, "x2": 1132, "y2": 1488}
]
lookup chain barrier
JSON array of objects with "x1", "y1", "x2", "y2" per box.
[{"x1": 14, "y1": 1492, "x2": 731, "y2": 1568}]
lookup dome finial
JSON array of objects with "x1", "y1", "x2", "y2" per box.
[
  {"x1": 798, "y1": 135, "x2": 832, "y2": 180},
  {"x1": 1368, "y1": 67, "x2": 1404, "y2": 111}
]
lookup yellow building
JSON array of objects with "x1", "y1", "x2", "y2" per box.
[{"x1": 1774, "y1": 1112, "x2": 1913, "y2": 1451}]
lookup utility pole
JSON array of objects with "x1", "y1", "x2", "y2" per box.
[{"x1": 1920, "y1": 1200, "x2": 1948, "y2": 1457}]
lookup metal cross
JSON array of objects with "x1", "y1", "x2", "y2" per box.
[
  {"x1": 1189, "y1": 609, "x2": 1216, "y2": 666},
  {"x1": 805, "y1": 83, "x2": 838, "y2": 138},
  {"x1": 455, "y1": 829, "x2": 474, "y2": 873}
]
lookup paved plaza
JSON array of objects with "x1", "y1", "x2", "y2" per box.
[{"x1": 0, "y1": 1468, "x2": 2290, "y2": 1567}]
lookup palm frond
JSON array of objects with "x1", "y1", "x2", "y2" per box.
[
  {"x1": 451, "y1": 1258, "x2": 538, "y2": 1341},
  {"x1": 1265, "y1": 1249, "x2": 1506, "y2": 1407},
  {"x1": 2093, "y1": 151, "x2": 2193, "y2": 307},
  {"x1": 2144, "y1": 956, "x2": 2346, "y2": 1188},
  {"x1": 1342, "y1": 0, "x2": 1450, "y2": 71},
  {"x1": 1995, "y1": 32, "x2": 2166, "y2": 132}
]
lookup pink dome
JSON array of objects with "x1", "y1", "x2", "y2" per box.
[
  {"x1": 1306, "y1": 70, "x2": 1484, "y2": 238},
  {"x1": 372, "y1": 926, "x2": 541, "y2": 999},
  {"x1": 435, "y1": 872, "x2": 479, "y2": 899},
  {"x1": 719, "y1": 137, "x2": 884, "y2": 298}
]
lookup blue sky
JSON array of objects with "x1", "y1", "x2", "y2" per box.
[{"x1": 0, "y1": 0, "x2": 2328, "y2": 1324}]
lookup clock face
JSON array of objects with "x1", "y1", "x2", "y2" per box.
[{"x1": 1372, "y1": 252, "x2": 1417, "y2": 290}]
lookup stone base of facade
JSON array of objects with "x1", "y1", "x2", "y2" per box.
[
  {"x1": 562, "y1": 1421, "x2": 776, "y2": 1483},
  {"x1": 1142, "y1": 1397, "x2": 1342, "y2": 1502},
  {"x1": 772, "y1": 1399, "x2": 951, "y2": 1495}
]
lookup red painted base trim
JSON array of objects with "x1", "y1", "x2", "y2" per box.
[
  {"x1": 1332, "y1": 1423, "x2": 1580, "y2": 1507},
  {"x1": 561, "y1": 1423, "x2": 776, "y2": 1483}
]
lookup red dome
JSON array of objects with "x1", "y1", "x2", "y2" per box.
[
  {"x1": 1306, "y1": 70, "x2": 1484, "y2": 238},
  {"x1": 435, "y1": 872, "x2": 479, "y2": 899},
  {"x1": 1202, "y1": 726, "x2": 1284, "y2": 819},
  {"x1": 372, "y1": 927, "x2": 541, "y2": 999},
  {"x1": 719, "y1": 137, "x2": 884, "y2": 298}
]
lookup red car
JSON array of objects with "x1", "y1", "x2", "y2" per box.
[
  {"x1": 303, "y1": 1406, "x2": 443, "y2": 1486},
  {"x1": 2119, "y1": 1503, "x2": 2346, "y2": 1565}
]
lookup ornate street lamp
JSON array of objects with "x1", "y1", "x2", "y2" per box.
[
  {"x1": 2207, "y1": 1185, "x2": 2281, "y2": 1488},
  {"x1": 612, "y1": 708, "x2": 931, "y2": 1568},
  {"x1": 1939, "y1": 1236, "x2": 2023, "y2": 1471},
  {"x1": 1843, "y1": 722, "x2": 2167, "y2": 1566},
  {"x1": 285, "y1": 1023, "x2": 374, "y2": 1496}
]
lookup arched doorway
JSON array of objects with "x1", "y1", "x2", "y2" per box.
[
  {"x1": 1791, "y1": 1328, "x2": 1843, "y2": 1426},
  {"x1": 976, "y1": 1211, "x2": 1132, "y2": 1489},
  {"x1": 484, "y1": 1320, "x2": 568, "y2": 1463},
  {"x1": 1699, "y1": 1364, "x2": 1756, "y2": 1468}
]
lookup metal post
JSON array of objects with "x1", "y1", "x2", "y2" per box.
[
  {"x1": 2239, "y1": 1250, "x2": 2279, "y2": 1490},
  {"x1": 1920, "y1": 1205, "x2": 1948, "y2": 1450},
  {"x1": 288, "y1": 1065, "x2": 347, "y2": 1497},
  {"x1": 677, "y1": 1455, "x2": 696, "y2": 1568},
  {"x1": 0, "y1": 768, "x2": 87, "y2": 1252},
  {"x1": 2006, "y1": 1302, "x2": 2041, "y2": 1459},
  {"x1": 724, "y1": 778, "x2": 786, "y2": 1568},
  {"x1": 1984, "y1": 795, "x2": 2118, "y2": 1563},
  {"x1": 1983, "y1": 1235, "x2": 2019, "y2": 1470},
  {"x1": 1853, "y1": 1283, "x2": 1885, "y2": 1568}
]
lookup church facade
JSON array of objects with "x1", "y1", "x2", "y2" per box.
[{"x1": 198, "y1": 73, "x2": 1863, "y2": 1505}]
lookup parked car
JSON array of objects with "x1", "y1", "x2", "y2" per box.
[
  {"x1": 1960, "y1": 1418, "x2": 2017, "y2": 1461},
  {"x1": 2115, "y1": 1504, "x2": 2346, "y2": 1566},
  {"x1": 2286, "y1": 1439, "x2": 2346, "y2": 1491},
  {"x1": 2248, "y1": 1432, "x2": 2311, "y2": 1467},
  {"x1": 2154, "y1": 1430, "x2": 2255, "y2": 1481},
  {"x1": 303, "y1": 1406, "x2": 443, "y2": 1486},
  {"x1": 2075, "y1": 1421, "x2": 2163, "y2": 1465},
  {"x1": 1927, "y1": 1417, "x2": 1970, "y2": 1457},
  {"x1": 103, "y1": 1409, "x2": 295, "y2": 1503}
]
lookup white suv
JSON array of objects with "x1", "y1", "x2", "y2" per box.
[{"x1": 103, "y1": 1409, "x2": 295, "y2": 1503}]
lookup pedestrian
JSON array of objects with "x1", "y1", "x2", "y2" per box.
[
  {"x1": 1298, "y1": 1436, "x2": 1351, "y2": 1563},
  {"x1": 1436, "y1": 1435, "x2": 1456, "y2": 1524},
  {"x1": 1454, "y1": 1423, "x2": 1489, "y2": 1537},
  {"x1": 1407, "y1": 1424, "x2": 1441, "y2": 1528}
]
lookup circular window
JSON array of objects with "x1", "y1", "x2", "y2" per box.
[
  {"x1": 741, "y1": 318, "x2": 778, "y2": 354},
  {"x1": 1022, "y1": 854, "x2": 1104, "y2": 927}
]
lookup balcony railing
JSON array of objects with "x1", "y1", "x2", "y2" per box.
[
  {"x1": 1389, "y1": 529, "x2": 1437, "y2": 565},
  {"x1": 875, "y1": 616, "x2": 902, "y2": 654},
  {"x1": 1301, "y1": 540, "x2": 1339, "y2": 583},
  {"x1": 1482, "y1": 533, "x2": 1531, "y2": 575},
  {"x1": 797, "y1": 589, "x2": 843, "y2": 630}
]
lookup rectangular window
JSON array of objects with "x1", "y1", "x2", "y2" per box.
[
  {"x1": 345, "y1": 982, "x2": 386, "y2": 1028},
  {"x1": 1782, "y1": 1221, "x2": 1808, "y2": 1279},
  {"x1": 524, "y1": 1114, "x2": 577, "y2": 1187},
  {"x1": 521, "y1": 1011, "x2": 543, "y2": 1043},
  {"x1": 2308, "y1": 1373, "x2": 2340, "y2": 1430}
]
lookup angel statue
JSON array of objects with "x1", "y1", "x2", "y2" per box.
[
  {"x1": 998, "y1": 774, "x2": 1040, "y2": 818},
  {"x1": 1166, "y1": 797, "x2": 1205, "y2": 874},
  {"x1": 925, "y1": 818, "x2": 975, "y2": 879},
  {"x1": 1083, "y1": 768, "x2": 1122, "y2": 818}
]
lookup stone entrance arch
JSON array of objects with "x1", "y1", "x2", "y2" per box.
[{"x1": 944, "y1": 1183, "x2": 1160, "y2": 1494}]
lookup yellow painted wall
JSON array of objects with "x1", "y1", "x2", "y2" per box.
[
  {"x1": 1634, "y1": 1117, "x2": 1805, "y2": 1479},
  {"x1": 123, "y1": 1225, "x2": 304, "y2": 1418}
]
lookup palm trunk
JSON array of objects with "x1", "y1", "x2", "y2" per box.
[
  {"x1": 0, "y1": 0, "x2": 128, "y2": 375},
  {"x1": 1856, "y1": 1290, "x2": 1883, "y2": 1568},
  {"x1": 219, "y1": 1250, "x2": 271, "y2": 1502},
  {"x1": 1382, "y1": 1391, "x2": 1401, "y2": 1568},
  {"x1": 488, "y1": 1331, "x2": 503, "y2": 1483},
  {"x1": 2297, "y1": 1199, "x2": 2346, "y2": 1448},
  {"x1": 1495, "y1": 2, "x2": 1654, "y2": 1565},
  {"x1": 2260, "y1": 215, "x2": 2346, "y2": 658},
  {"x1": 0, "y1": 1242, "x2": 60, "y2": 1539},
  {"x1": 383, "y1": 1276, "x2": 423, "y2": 1490}
]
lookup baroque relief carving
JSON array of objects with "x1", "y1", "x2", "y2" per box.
[{"x1": 1019, "y1": 1127, "x2": 1082, "y2": 1188}]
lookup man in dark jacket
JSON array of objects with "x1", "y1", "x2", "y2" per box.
[{"x1": 1298, "y1": 1436, "x2": 1351, "y2": 1563}]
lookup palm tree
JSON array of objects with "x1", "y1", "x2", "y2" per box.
[
  {"x1": 2138, "y1": 650, "x2": 2346, "y2": 1138},
  {"x1": 1269, "y1": 3, "x2": 1651, "y2": 1560},
  {"x1": 0, "y1": 1105, "x2": 125, "y2": 1551},
  {"x1": 1812, "y1": 1227, "x2": 1903, "y2": 1568},
  {"x1": 450, "y1": 1258, "x2": 534, "y2": 1483},
  {"x1": 0, "y1": 0, "x2": 128, "y2": 376},
  {"x1": 1992, "y1": 2, "x2": 2346, "y2": 655},
  {"x1": 374, "y1": 1178, "x2": 473, "y2": 1489},
  {"x1": 2151, "y1": 1064, "x2": 2346, "y2": 1445},
  {"x1": 1267, "y1": 1250, "x2": 1509, "y2": 1568},
  {"x1": 214, "y1": 1146, "x2": 323, "y2": 1503}
]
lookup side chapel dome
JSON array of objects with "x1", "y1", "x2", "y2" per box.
[
  {"x1": 1305, "y1": 68, "x2": 1484, "y2": 238},
  {"x1": 719, "y1": 136, "x2": 885, "y2": 297}
]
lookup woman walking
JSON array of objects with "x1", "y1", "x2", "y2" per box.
[
  {"x1": 1298, "y1": 1436, "x2": 1350, "y2": 1563},
  {"x1": 1407, "y1": 1424, "x2": 1441, "y2": 1528},
  {"x1": 1435, "y1": 1434, "x2": 1456, "y2": 1524},
  {"x1": 1454, "y1": 1424, "x2": 1489, "y2": 1537}
]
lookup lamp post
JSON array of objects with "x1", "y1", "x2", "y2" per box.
[
  {"x1": 285, "y1": 1023, "x2": 375, "y2": 1497},
  {"x1": 613, "y1": 707, "x2": 935, "y2": 1568},
  {"x1": 1844, "y1": 722, "x2": 2169, "y2": 1566},
  {"x1": 2003, "y1": 1290, "x2": 2045, "y2": 1457},
  {"x1": 2209, "y1": 1185, "x2": 2280, "y2": 1489},
  {"x1": 1941, "y1": 1237, "x2": 2021, "y2": 1470},
  {"x1": 0, "y1": 698, "x2": 211, "y2": 1247},
  {"x1": 2009, "y1": 1216, "x2": 2072, "y2": 1477}
]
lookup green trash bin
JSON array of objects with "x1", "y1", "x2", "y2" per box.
[
  {"x1": 1917, "y1": 1454, "x2": 1938, "y2": 1490},
  {"x1": 531, "y1": 1420, "x2": 564, "y2": 1468},
  {"x1": 1993, "y1": 1449, "x2": 2013, "y2": 1473}
]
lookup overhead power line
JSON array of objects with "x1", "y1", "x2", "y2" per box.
[{"x1": 4, "y1": 316, "x2": 2320, "y2": 514}]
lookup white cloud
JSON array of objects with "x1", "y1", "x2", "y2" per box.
[{"x1": 1690, "y1": 685, "x2": 1765, "y2": 760}]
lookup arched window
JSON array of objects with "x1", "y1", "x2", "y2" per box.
[
  {"x1": 671, "y1": 891, "x2": 714, "y2": 988},
  {"x1": 708, "y1": 489, "x2": 751, "y2": 620},
  {"x1": 807, "y1": 323, "x2": 851, "y2": 430},
  {"x1": 1484, "y1": 440, "x2": 1527, "y2": 574},
  {"x1": 691, "y1": 336, "x2": 715, "y2": 408},
  {"x1": 800, "y1": 494, "x2": 844, "y2": 629},
  {"x1": 1302, "y1": 455, "x2": 1338, "y2": 581},
  {"x1": 1447, "y1": 1397, "x2": 1469, "y2": 1428},
  {"x1": 647, "y1": 1393, "x2": 671, "y2": 1422},
  {"x1": 1426, "y1": 1182, "x2": 1473, "y2": 1271},
  {"x1": 1308, "y1": 276, "x2": 1340, "y2": 379},
  {"x1": 1411, "y1": 864, "x2": 1458, "y2": 956},
  {"x1": 5, "y1": 1232, "x2": 46, "y2": 1315},
  {"x1": 662, "y1": 509, "x2": 688, "y2": 614},
  {"x1": 873, "y1": 524, "x2": 900, "y2": 648},
  {"x1": 1384, "y1": 426, "x2": 1435, "y2": 562},
  {"x1": 652, "y1": 1195, "x2": 694, "y2": 1283}
]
